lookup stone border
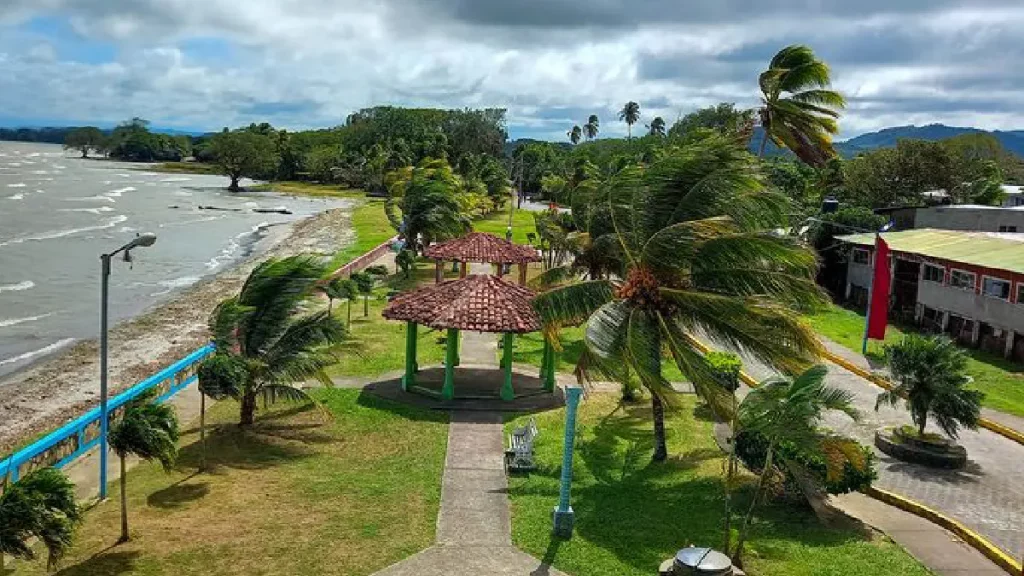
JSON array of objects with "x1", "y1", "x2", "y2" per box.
[{"x1": 874, "y1": 427, "x2": 967, "y2": 469}]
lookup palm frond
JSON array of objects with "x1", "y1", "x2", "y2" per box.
[
  {"x1": 108, "y1": 391, "x2": 180, "y2": 471},
  {"x1": 208, "y1": 297, "x2": 253, "y2": 351},
  {"x1": 532, "y1": 280, "x2": 614, "y2": 329},
  {"x1": 237, "y1": 255, "x2": 328, "y2": 356},
  {"x1": 658, "y1": 314, "x2": 735, "y2": 419}
]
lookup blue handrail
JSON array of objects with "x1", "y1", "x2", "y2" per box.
[{"x1": 0, "y1": 343, "x2": 215, "y2": 482}]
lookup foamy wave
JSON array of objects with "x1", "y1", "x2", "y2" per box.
[
  {"x1": 7, "y1": 182, "x2": 26, "y2": 188},
  {"x1": 58, "y1": 206, "x2": 115, "y2": 215},
  {"x1": 150, "y1": 276, "x2": 200, "y2": 296},
  {"x1": 53, "y1": 165, "x2": 67, "y2": 170},
  {"x1": 0, "y1": 339, "x2": 75, "y2": 367},
  {"x1": 0, "y1": 312, "x2": 52, "y2": 328},
  {"x1": 116, "y1": 173, "x2": 131, "y2": 178},
  {"x1": 159, "y1": 215, "x2": 224, "y2": 228},
  {"x1": 0, "y1": 280, "x2": 34, "y2": 293},
  {"x1": 7, "y1": 193, "x2": 24, "y2": 200},
  {"x1": 65, "y1": 195, "x2": 116, "y2": 203},
  {"x1": 105, "y1": 186, "x2": 136, "y2": 197},
  {"x1": 206, "y1": 222, "x2": 269, "y2": 270},
  {"x1": 0, "y1": 215, "x2": 128, "y2": 248},
  {"x1": 30, "y1": 170, "x2": 48, "y2": 175},
  {"x1": 160, "y1": 177, "x2": 192, "y2": 183}
]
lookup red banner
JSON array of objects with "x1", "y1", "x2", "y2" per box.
[{"x1": 866, "y1": 236, "x2": 891, "y2": 340}]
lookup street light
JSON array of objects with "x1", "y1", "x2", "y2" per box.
[{"x1": 98, "y1": 233, "x2": 157, "y2": 500}]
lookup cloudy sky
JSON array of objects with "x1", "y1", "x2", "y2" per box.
[{"x1": 1, "y1": 1, "x2": 1022, "y2": 140}]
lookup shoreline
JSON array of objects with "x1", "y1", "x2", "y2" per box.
[{"x1": 0, "y1": 202, "x2": 357, "y2": 455}]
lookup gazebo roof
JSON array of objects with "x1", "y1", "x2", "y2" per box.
[
  {"x1": 424, "y1": 232, "x2": 541, "y2": 265},
  {"x1": 382, "y1": 274, "x2": 542, "y2": 333}
]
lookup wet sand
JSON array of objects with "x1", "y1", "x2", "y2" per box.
[{"x1": 0, "y1": 205, "x2": 355, "y2": 454}]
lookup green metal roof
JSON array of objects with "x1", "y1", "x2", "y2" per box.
[{"x1": 837, "y1": 228, "x2": 1024, "y2": 274}]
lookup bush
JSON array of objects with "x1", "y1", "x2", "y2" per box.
[
  {"x1": 707, "y1": 351, "x2": 742, "y2": 392},
  {"x1": 734, "y1": 429, "x2": 876, "y2": 497}
]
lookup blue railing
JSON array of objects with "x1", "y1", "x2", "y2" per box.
[{"x1": 0, "y1": 343, "x2": 215, "y2": 483}]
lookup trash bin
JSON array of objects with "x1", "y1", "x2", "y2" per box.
[{"x1": 672, "y1": 547, "x2": 733, "y2": 576}]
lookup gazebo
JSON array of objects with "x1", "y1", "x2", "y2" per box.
[
  {"x1": 424, "y1": 232, "x2": 541, "y2": 285},
  {"x1": 382, "y1": 274, "x2": 557, "y2": 401}
]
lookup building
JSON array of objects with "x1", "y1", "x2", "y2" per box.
[
  {"x1": 1002, "y1": 185, "x2": 1024, "y2": 207},
  {"x1": 913, "y1": 204, "x2": 1024, "y2": 233},
  {"x1": 839, "y1": 228, "x2": 1024, "y2": 360}
]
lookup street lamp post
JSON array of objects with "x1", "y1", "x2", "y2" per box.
[
  {"x1": 553, "y1": 386, "x2": 583, "y2": 538},
  {"x1": 98, "y1": 233, "x2": 157, "y2": 500}
]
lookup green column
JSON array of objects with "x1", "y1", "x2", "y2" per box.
[
  {"x1": 540, "y1": 339, "x2": 551, "y2": 379},
  {"x1": 442, "y1": 328, "x2": 457, "y2": 400},
  {"x1": 544, "y1": 340, "x2": 556, "y2": 392},
  {"x1": 454, "y1": 329, "x2": 461, "y2": 366},
  {"x1": 402, "y1": 321, "x2": 416, "y2": 391},
  {"x1": 501, "y1": 333, "x2": 515, "y2": 401}
]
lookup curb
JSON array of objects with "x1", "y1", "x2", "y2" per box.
[
  {"x1": 865, "y1": 486, "x2": 1023, "y2": 575},
  {"x1": 822, "y1": 350, "x2": 1024, "y2": 448}
]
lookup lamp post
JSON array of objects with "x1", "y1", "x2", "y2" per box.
[
  {"x1": 98, "y1": 233, "x2": 157, "y2": 500},
  {"x1": 553, "y1": 386, "x2": 583, "y2": 538}
]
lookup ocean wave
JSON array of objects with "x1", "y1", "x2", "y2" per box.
[
  {"x1": 0, "y1": 215, "x2": 128, "y2": 248},
  {"x1": 0, "y1": 280, "x2": 34, "y2": 293},
  {"x1": 150, "y1": 276, "x2": 201, "y2": 296},
  {"x1": 0, "y1": 339, "x2": 75, "y2": 368},
  {"x1": 0, "y1": 313, "x2": 53, "y2": 328},
  {"x1": 116, "y1": 173, "x2": 131, "y2": 178},
  {"x1": 159, "y1": 215, "x2": 224, "y2": 228},
  {"x1": 7, "y1": 182, "x2": 26, "y2": 188},
  {"x1": 65, "y1": 195, "x2": 116, "y2": 203},
  {"x1": 58, "y1": 206, "x2": 115, "y2": 215},
  {"x1": 30, "y1": 170, "x2": 48, "y2": 175},
  {"x1": 206, "y1": 222, "x2": 269, "y2": 270},
  {"x1": 160, "y1": 177, "x2": 192, "y2": 183},
  {"x1": 7, "y1": 193, "x2": 24, "y2": 200},
  {"x1": 105, "y1": 186, "x2": 136, "y2": 197}
]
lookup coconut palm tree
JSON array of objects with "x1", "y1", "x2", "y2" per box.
[
  {"x1": 878, "y1": 335, "x2": 983, "y2": 439},
  {"x1": 583, "y1": 115, "x2": 600, "y2": 141},
  {"x1": 108, "y1": 391, "x2": 179, "y2": 543},
  {"x1": 567, "y1": 125, "x2": 582, "y2": 146},
  {"x1": 532, "y1": 133, "x2": 827, "y2": 462},
  {"x1": 351, "y1": 271, "x2": 376, "y2": 317},
  {"x1": 0, "y1": 468, "x2": 81, "y2": 570},
  {"x1": 619, "y1": 101, "x2": 641, "y2": 139},
  {"x1": 648, "y1": 116, "x2": 666, "y2": 137},
  {"x1": 199, "y1": 255, "x2": 347, "y2": 426},
  {"x1": 386, "y1": 158, "x2": 470, "y2": 253},
  {"x1": 730, "y1": 365, "x2": 862, "y2": 566},
  {"x1": 319, "y1": 276, "x2": 350, "y2": 315},
  {"x1": 758, "y1": 45, "x2": 846, "y2": 166}
]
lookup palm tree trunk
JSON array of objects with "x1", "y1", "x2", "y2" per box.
[
  {"x1": 758, "y1": 129, "x2": 770, "y2": 158},
  {"x1": 918, "y1": 414, "x2": 928, "y2": 437},
  {"x1": 347, "y1": 300, "x2": 352, "y2": 326},
  {"x1": 118, "y1": 454, "x2": 129, "y2": 543},
  {"x1": 652, "y1": 394, "x2": 668, "y2": 462},
  {"x1": 240, "y1": 391, "x2": 257, "y2": 427},
  {"x1": 363, "y1": 295, "x2": 369, "y2": 317},
  {"x1": 732, "y1": 444, "x2": 775, "y2": 567},
  {"x1": 722, "y1": 394, "x2": 739, "y2": 552},
  {"x1": 328, "y1": 298, "x2": 333, "y2": 315},
  {"x1": 627, "y1": 124, "x2": 632, "y2": 140}
]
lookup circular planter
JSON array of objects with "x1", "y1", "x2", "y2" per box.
[{"x1": 874, "y1": 427, "x2": 967, "y2": 469}]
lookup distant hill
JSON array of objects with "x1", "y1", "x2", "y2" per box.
[{"x1": 836, "y1": 124, "x2": 1024, "y2": 157}]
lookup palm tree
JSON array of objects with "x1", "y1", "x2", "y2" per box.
[
  {"x1": 0, "y1": 468, "x2": 81, "y2": 570},
  {"x1": 758, "y1": 45, "x2": 846, "y2": 166},
  {"x1": 351, "y1": 271, "x2": 376, "y2": 317},
  {"x1": 648, "y1": 116, "x2": 666, "y2": 137},
  {"x1": 583, "y1": 115, "x2": 600, "y2": 141},
  {"x1": 878, "y1": 335, "x2": 983, "y2": 439},
  {"x1": 386, "y1": 158, "x2": 470, "y2": 253},
  {"x1": 319, "y1": 276, "x2": 349, "y2": 315},
  {"x1": 532, "y1": 133, "x2": 827, "y2": 462},
  {"x1": 108, "y1": 391, "x2": 179, "y2": 543},
  {"x1": 199, "y1": 255, "x2": 347, "y2": 426},
  {"x1": 619, "y1": 101, "x2": 641, "y2": 139},
  {"x1": 730, "y1": 365, "x2": 862, "y2": 566},
  {"x1": 567, "y1": 125, "x2": 582, "y2": 146}
]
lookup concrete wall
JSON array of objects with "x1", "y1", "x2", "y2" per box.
[
  {"x1": 914, "y1": 206, "x2": 1024, "y2": 232},
  {"x1": 918, "y1": 281, "x2": 1024, "y2": 333}
]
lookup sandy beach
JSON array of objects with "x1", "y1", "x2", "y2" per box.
[{"x1": 0, "y1": 204, "x2": 355, "y2": 455}]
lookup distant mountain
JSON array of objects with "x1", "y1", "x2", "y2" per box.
[{"x1": 836, "y1": 124, "x2": 1024, "y2": 157}]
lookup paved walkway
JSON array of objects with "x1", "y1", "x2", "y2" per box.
[{"x1": 719, "y1": 336, "x2": 1024, "y2": 562}]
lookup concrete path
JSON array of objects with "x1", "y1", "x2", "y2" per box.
[
  {"x1": 371, "y1": 410, "x2": 567, "y2": 576},
  {"x1": 718, "y1": 336, "x2": 1024, "y2": 562}
]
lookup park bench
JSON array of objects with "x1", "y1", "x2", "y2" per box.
[{"x1": 505, "y1": 418, "x2": 539, "y2": 474}]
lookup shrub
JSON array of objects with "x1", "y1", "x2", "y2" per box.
[
  {"x1": 707, "y1": 351, "x2": 742, "y2": 392},
  {"x1": 734, "y1": 429, "x2": 876, "y2": 497}
]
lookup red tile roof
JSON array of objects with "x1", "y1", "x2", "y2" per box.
[
  {"x1": 382, "y1": 274, "x2": 542, "y2": 333},
  {"x1": 424, "y1": 232, "x2": 541, "y2": 264}
]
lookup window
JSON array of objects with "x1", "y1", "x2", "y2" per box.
[
  {"x1": 999, "y1": 225, "x2": 1018, "y2": 233},
  {"x1": 982, "y1": 277, "x2": 1011, "y2": 300},
  {"x1": 852, "y1": 248, "x2": 870, "y2": 265},
  {"x1": 922, "y1": 264, "x2": 944, "y2": 283},
  {"x1": 1017, "y1": 284, "x2": 1024, "y2": 304},
  {"x1": 949, "y1": 269, "x2": 976, "y2": 290}
]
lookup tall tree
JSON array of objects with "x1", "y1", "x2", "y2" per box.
[
  {"x1": 668, "y1": 103, "x2": 755, "y2": 142},
  {"x1": 532, "y1": 134, "x2": 827, "y2": 462},
  {"x1": 648, "y1": 117, "x2": 666, "y2": 137},
  {"x1": 198, "y1": 255, "x2": 347, "y2": 426},
  {"x1": 758, "y1": 45, "x2": 845, "y2": 166},
  {"x1": 107, "y1": 391, "x2": 179, "y2": 543},
  {"x1": 63, "y1": 127, "x2": 106, "y2": 158},
  {"x1": 209, "y1": 130, "x2": 279, "y2": 191},
  {"x1": 386, "y1": 158, "x2": 471, "y2": 253},
  {"x1": 0, "y1": 468, "x2": 81, "y2": 570},
  {"x1": 583, "y1": 115, "x2": 600, "y2": 141},
  {"x1": 619, "y1": 101, "x2": 641, "y2": 139},
  {"x1": 567, "y1": 125, "x2": 582, "y2": 146},
  {"x1": 878, "y1": 335, "x2": 984, "y2": 438},
  {"x1": 730, "y1": 365, "x2": 862, "y2": 566}
]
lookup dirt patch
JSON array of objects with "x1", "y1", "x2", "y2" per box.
[{"x1": 0, "y1": 204, "x2": 357, "y2": 455}]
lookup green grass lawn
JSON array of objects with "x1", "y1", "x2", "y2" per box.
[
  {"x1": 11, "y1": 389, "x2": 448, "y2": 576},
  {"x1": 510, "y1": 328, "x2": 686, "y2": 382},
  {"x1": 507, "y1": 394, "x2": 931, "y2": 576},
  {"x1": 473, "y1": 204, "x2": 538, "y2": 244},
  {"x1": 806, "y1": 305, "x2": 1024, "y2": 417},
  {"x1": 145, "y1": 161, "x2": 222, "y2": 175}
]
